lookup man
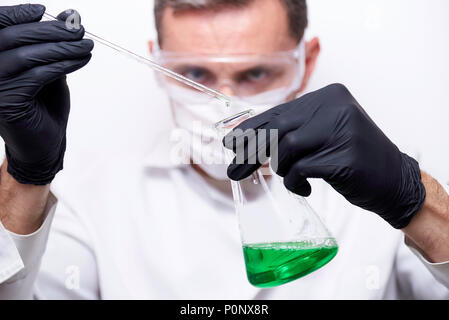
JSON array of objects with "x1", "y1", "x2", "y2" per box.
[{"x1": 0, "y1": 0, "x2": 448, "y2": 299}]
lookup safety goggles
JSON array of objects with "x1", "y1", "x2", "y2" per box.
[{"x1": 153, "y1": 40, "x2": 305, "y2": 100}]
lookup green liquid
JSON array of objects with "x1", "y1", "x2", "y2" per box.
[{"x1": 243, "y1": 239, "x2": 338, "y2": 288}]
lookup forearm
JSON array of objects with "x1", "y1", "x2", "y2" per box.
[
  {"x1": 0, "y1": 159, "x2": 50, "y2": 235},
  {"x1": 402, "y1": 171, "x2": 449, "y2": 263}
]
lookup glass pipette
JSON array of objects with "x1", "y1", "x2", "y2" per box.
[{"x1": 42, "y1": 13, "x2": 231, "y2": 105}]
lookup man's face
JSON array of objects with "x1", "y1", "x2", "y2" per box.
[{"x1": 151, "y1": 0, "x2": 320, "y2": 97}]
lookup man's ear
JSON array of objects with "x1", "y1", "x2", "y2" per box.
[
  {"x1": 148, "y1": 40, "x2": 155, "y2": 54},
  {"x1": 297, "y1": 37, "x2": 321, "y2": 93}
]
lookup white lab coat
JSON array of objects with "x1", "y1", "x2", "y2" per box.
[{"x1": 0, "y1": 132, "x2": 448, "y2": 300}]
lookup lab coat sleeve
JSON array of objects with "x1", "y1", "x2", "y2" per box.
[
  {"x1": 33, "y1": 196, "x2": 100, "y2": 299},
  {"x1": 0, "y1": 194, "x2": 100, "y2": 299},
  {"x1": 0, "y1": 193, "x2": 57, "y2": 299},
  {"x1": 388, "y1": 235, "x2": 449, "y2": 299},
  {"x1": 406, "y1": 241, "x2": 449, "y2": 290}
]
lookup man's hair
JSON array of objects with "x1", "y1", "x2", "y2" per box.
[{"x1": 154, "y1": 0, "x2": 308, "y2": 46}]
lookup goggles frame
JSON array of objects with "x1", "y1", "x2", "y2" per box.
[
  {"x1": 152, "y1": 39, "x2": 305, "y2": 64},
  {"x1": 153, "y1": 39, "x2": 306, "y2": 100}
]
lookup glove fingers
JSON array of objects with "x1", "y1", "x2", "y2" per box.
[
  {"x1": 35, "y1": 54, "x2": 92, "y2": 87},
  {"x1": 0, "y1": 40, "x2": 94, "y2": 78},
  {"x1": 227, "y1": 156, "x2": 263, "y2": 181},
  {"x1": 224, "y1": 113, "x2": 313, "y2": 180},
  {"x1": 222, "y1": 103, "x2": 290, "y2": 149},
  {"x1": 283, "y1": 170, "x2": 312, "y2": 197},
  {"x1": 283, "y1": 160, "x2": 322, "y2": 196},
  {"x1": 224, "y1": 89, "x2": 322, "y2": 150},
  {"x1": 225, "y1": 102, "x2": 317, "y2": 155},
  {"x1": 275, "y1": 121, "x2": 330, "y2": 177},
  {"x1": 0, "y1": 20, "x2": 85, "y2": 52},
  {"x1": 284, "y1": 160, "x2": 337, "y2": 194},
  {"x1": 0, "y1": 4, "x2": 45, "y2": 29},
  {"x1": 223, "y1": 108, "x2": 289, "y2": 150},
  {"x1": 39, "y1": 77, "x2": 71, "y2": 125},
  {"x1": 224, "y1": 83, "x2": 335, "y2": 181},
  {"x1": 224, "y1": 127, "x2": 273, "y2": 181},
  {"x1": 15, "y1": 55, "x2": 92, "y2": 98}
]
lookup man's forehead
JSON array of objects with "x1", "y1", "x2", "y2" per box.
[{"x1": 160, "y1": 0, "x2": 297, "y2": 54}]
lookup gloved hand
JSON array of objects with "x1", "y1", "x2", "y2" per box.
[
  {"x1": 0, "y1": 4, "x2": 93, "y2": 185},
  {"x1": 224, "y1": 84, "x2": 426, "y2": 229}
]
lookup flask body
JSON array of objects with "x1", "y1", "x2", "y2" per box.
[{"x1": 216, "y1": 110, "x2": 338, "y2": 287}]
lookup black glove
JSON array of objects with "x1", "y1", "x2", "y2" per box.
[
  {"x1": 224, "y1": 84, "x2": 426, "y2": 229},
  {"x1": 0, "y1": 4, "x2": 93, "y2": 185}
]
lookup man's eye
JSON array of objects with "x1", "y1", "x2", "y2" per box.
[
  {"x1": 242, "y1": 68, "x2": 268, "y2": 82},
  {"x1": 183, "y1": 67, "x2": 212, "y2": 83}
]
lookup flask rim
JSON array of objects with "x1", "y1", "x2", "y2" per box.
[{"x1": 214, "y1": 109, "x2": 256, "y2": 131}]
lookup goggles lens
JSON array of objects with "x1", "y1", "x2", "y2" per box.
[{"x1": 154, "y1": 42, "x2": 305, "y2": 98}]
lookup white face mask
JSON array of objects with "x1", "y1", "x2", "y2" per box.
[{"x1": 166, "y1": 80, "x2": 302, "y2": 180}]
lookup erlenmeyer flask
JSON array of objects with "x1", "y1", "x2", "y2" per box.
[{"x1": 215, "y1": 110, "x2": 338, "y2": 288}]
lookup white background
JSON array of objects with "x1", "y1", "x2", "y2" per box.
[{"x1": 1, "y1": 0, "x2": 449, "y2": 184}]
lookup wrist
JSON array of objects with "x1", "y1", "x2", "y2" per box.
[
  {"x1": 403, "y1": 172, "x2": 449, "y2": 262},
  {"x1": 0, "y1": 159, "x2": 51, "y2": 234}
]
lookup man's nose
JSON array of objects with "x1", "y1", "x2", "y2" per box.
[{"x1": 218, "y1": 84, "x2": 236, "y2": 97}]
